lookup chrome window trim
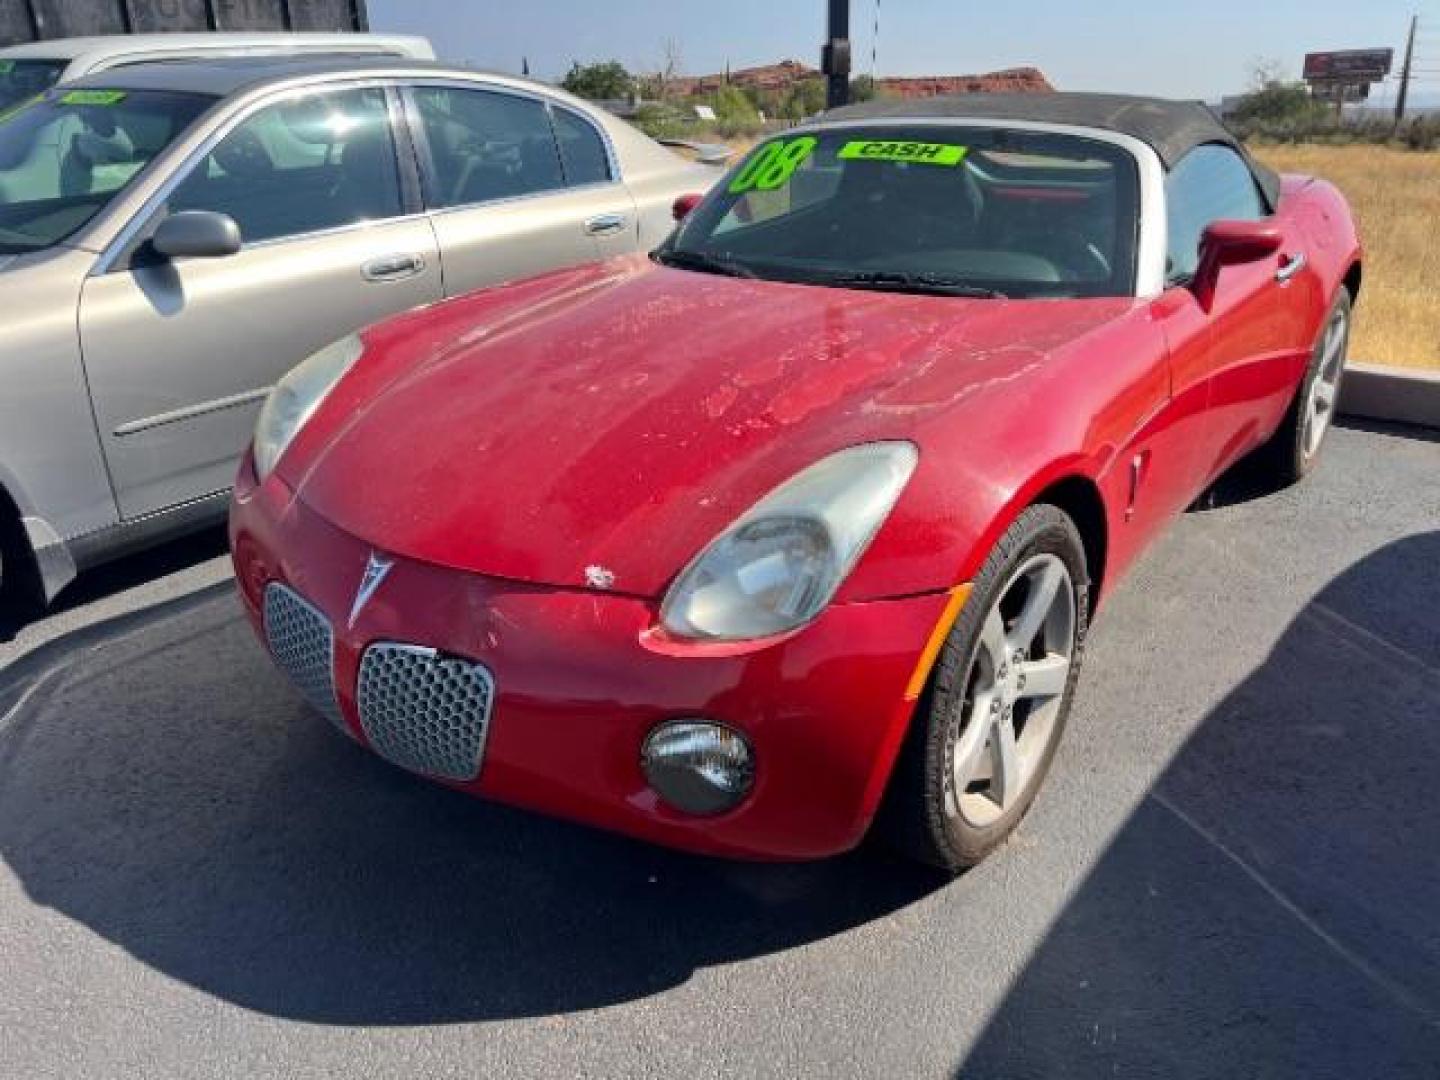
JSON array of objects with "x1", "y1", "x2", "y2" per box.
[
  {"x1": 91, "y1": 76, "x2": 419, "y2": 276},
  {"x1": 400, "y1": 78, "x2": 623, "y2": 214},
  {"x1": 423, "y1": 179, "x2": 628, "y2": 220},
  {"x1": 793, "y1": 116, "x2": 1168, "y2": 299}
]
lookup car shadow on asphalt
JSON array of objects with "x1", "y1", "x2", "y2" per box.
[
  {"x1": 1188, "y1": 418, "x2": 1440, "y2": 514},
  {"x1": 0, "y1": 588, "x2": 945, "y2": 1024},
  {"x1": 954, "y1": 530, "x2": 1440, "y2": 1077},
  {"x1": 0, "y1": 525, "x2": 230, "y2": 644}
]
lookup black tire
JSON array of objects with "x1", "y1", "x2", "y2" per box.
[
  {"x1": 1254, "y1": 287, "x2": 1352, "y2": 488},
  {"x1": 880, "y1": 504, "x2": 1089, "y2": 873},
  {"x1": 0, "y1": 499, "x2": 41, "y2": 631}
]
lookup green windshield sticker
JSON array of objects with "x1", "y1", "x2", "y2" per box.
[
  {"x1": 0, "y1": 61, "x2": 14, "y2": 75},
  {"x1": 728, "y1": 136, "x2": 818, "y2": 194},
  {"x1": 60, "y1": 90, "x2": 127, "y2": 107},
  {"x1": 838, "y1": 140, "x2": 968, "y2": 166}
]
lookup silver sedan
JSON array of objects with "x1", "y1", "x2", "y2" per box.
[{"x1": 0, "y1": 56, "x2": 718, "y2": 611}]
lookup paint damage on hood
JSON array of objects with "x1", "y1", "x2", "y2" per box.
[{"x1": 291, "y1": 255, "x2": 1133, "y2": 598}]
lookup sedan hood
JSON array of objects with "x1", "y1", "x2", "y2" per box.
[{"x1": 294, "y1": 256, "x2": 1129, "y2": 597}]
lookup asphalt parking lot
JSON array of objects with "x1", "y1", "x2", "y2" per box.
[{"x1": 1, "y1": 421, "x2": 1437, "y2": 1078}]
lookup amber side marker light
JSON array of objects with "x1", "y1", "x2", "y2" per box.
[{"x1": 904, "y1": 584, "x2": 974, "y2": 701}]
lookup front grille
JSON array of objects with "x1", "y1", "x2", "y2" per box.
[
  {"x1": 356, "y1": 643, "x2": 495, "y2": 781},
  {"x1": 263, "y1": 583, "x2": 344, "y2": 730}
]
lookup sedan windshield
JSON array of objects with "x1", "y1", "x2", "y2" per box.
[
  {"x1": 660, "y1": 125, "x2": 1140, "y2": 299},
  {"x1": 0, "y1": 88, "x2": 213, "y2": 253},
  {"x1": 0, "y1": 58, "x2": 65, "y2": 112}
]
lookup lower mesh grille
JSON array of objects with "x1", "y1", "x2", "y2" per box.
[
  {"x1": 262, "y1": 583, "x2": 344, "y2": 730},
  {"x1": 356, "y1": 643, "x2": 495, "y2": 781}
]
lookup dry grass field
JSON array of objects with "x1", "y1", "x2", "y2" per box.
[{"x1": 1254, "y1": 146, "x2": 1438, "y2": 369}]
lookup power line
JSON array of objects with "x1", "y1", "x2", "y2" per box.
[{"x1": 871, "y1": 0, "x2": 880, "y2": 79}]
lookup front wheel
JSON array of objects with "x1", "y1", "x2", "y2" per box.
[
  {"x1": 881, "y1": 504, "x2": 1089, "y2": 872},
  {"x1": 1257, "y1": 287, "x2": 1352, "y2": 487}
]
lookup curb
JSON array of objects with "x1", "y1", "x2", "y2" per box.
[{"x1": 1339, "y1": 363, "x2": 1440, "y2": 431}]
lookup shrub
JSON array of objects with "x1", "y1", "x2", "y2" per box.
[{"x1": 561, "y1": 61, "x2": 633, "y2": 102}]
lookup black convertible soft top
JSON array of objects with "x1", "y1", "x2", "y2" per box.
[{"x1": 819, "y1": 92, "x2": 1281, "y2": 208}]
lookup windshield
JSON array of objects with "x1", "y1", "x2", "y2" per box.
[
  {"x1": 661, "y1": 125, "x2": 1140, "y2": 299},
  {"x1": 0, "y1": 58, "x2": 65, "y2": 112},
  {"x1": 0, "y1": 88, "x2": 213, "y2": 254}
]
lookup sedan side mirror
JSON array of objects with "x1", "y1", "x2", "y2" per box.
[
  {"x1": 672, "y1": 193, "x2": 704, "y2": 222},
  {"x1": 152, "y1": 210, "x2": 242, "y2": 260},
  {"x1": 1192, "y1": 219, "x2": 1283, "y2": 310}
]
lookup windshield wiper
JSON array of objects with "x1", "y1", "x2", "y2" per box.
[
  {"x1": 833, "y1": 271, "x2": 1007, "y2": 299},
  {"x1": 653, "y1": 248, "x2": 757, "y2": 279}
]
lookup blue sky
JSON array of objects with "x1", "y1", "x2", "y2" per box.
[{"x1": 368, "y1": 0, "x2": 1432, "y2": 103}]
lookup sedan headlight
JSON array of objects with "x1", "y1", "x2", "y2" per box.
[
  {"x1": 660, "y1": 442, "x2": 918, "y2": 641},
  {"x1": 253, "y1": 334, "x2": 364, "y2": 481}
]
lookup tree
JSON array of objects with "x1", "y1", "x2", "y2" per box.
[
  {"x1": 709, "y1": 84, "x2": 761, "y2": 137},
  {"x1": 653, "y1": 37, "x2": 683, "y2": 101},
  {"x1": 1230, "y1": 58, "x2": 1329, "y2": 124},
  {"x1": 781, "y1": 78, "x2": 826, "y2": 119},
  {"x1": 849, "y1": 75, "x2": 880, "y2": 103},
  {"x1": 561, "y1": 61, "x2": 634, "y2": 101}
]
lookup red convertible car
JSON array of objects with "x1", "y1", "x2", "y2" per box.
[{"x1": 230, "y1": 94, "x2": 1359, "y2": 870}]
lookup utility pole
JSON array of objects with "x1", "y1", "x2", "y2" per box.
[
  {"x1": 822, "y1": 0, "x2": 852, "y2": 110},
  {"x1": 1395, "y1": 13, "x2": 1417, "y2": 123}
]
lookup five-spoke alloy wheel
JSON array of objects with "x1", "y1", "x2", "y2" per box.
[
  {"x1": 948, "y1": 553, "x2": 1077, "y2": 828},
  {"x1": 1259, "y1": 286, "x2": 1352, "y2": 487},
  {"x1": 884, "y1": 504, "x2": 1089, "y2": 872}
]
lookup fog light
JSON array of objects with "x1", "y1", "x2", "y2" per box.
[{"x1": 642, "y1": 720, "x2": 754, "y2": 816}]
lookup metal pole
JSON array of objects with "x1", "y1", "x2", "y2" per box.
[
  {"x1": 822, "y1": 0, "x2": 851, "y2": 110},
  {"x1": 1395, "y1": 13, "x2": 1417, "y2": 124}
]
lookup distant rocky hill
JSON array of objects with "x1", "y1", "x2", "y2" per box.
[
  {"x1": 669, "y1": 59, "x2": 1053, "y2": 98},
  {"x1": 880, "y1": 67, "x2": 1054, "y2": 97}
]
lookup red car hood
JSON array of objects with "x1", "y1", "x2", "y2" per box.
[{"x1": 292, "y1": 256, "x2": 1129, "y2": 598}]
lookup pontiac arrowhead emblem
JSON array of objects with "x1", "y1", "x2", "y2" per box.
[{"x1": 348, "y1": 552, "x2": 394, "y2": 628}]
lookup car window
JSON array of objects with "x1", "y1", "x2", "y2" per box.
[
  {"x1": 553, "y1": 106, "x2": 612, "y2": 185},
  {"x1": 412, "y1": 85, "x2": 565, "y2": 208},
  {"x1": 0, "y1": 59, "x2": 66, "y2": 112},
  {"x1": 1164, "y1": 144, "x2": 1267, "y2": 281},
  {"x1": 668, "y1": 126, "x2": 1139, "y2": 299},
  {"x1": 168, "y1": 86, "x2": 403, "y2": 246},
  {"x1": 0, "y1": 89, "x2": 212, "y2": 253},
  {"x1": 714, "y1": 151, "x2": 841, "y2": 233}
]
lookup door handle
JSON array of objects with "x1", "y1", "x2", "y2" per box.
[
  {"x1": 584, "y1": 212, "x2": 629, "y2": 238},
  {"x1": 362, "y1": 253, "x2": 425, "y2": 282},
  {"x1": 1275, "y1": 252, "x2": 1307, "y2": 284}
]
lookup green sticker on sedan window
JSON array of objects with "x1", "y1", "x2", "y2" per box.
[
  {"x1": 728, "y1": 136, "x2": 818, "y2": 194},
  {"x1": 838, "y1": 140, "x2": 968, "y2": 166},
  {"x1": 0, "y1": 61, "x2": 14, "y2": 74},
  {"x1": 60, "y1": 90, "x2": 127, "y2": 106}
]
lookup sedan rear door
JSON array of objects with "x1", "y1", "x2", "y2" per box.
[
  {"x1": 78, "y1": 83, "x2": 442, "y2": 520},
  {"x1": 402, "y1": 80, "x2": 638, "y2": 297}
]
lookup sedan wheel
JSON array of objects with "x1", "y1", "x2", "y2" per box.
[{"x1": 882, "y1": 504, "x2": 1089, "y2": 872}]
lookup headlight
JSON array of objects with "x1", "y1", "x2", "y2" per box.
[
  {"x1": 253, "y1": 334, "x2": 364, "y2": 481},
  {"x1": 660, "y1": 442, "x2": 918, "y2": 641}
]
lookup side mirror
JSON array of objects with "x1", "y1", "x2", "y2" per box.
[
  {"x1": 152, "y1": 210, "x2": 242, "y2": 260},
  {"x1": 1192, "y1": 219, "x2": 1283, "y2": 310},
  {"x1": 672, "y1": 193, "x2": 704, "y2": 222}
]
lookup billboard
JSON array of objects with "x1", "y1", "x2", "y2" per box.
[{"x1": 1303, "y1": 48, "x2": 1394, "y2": 83}]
